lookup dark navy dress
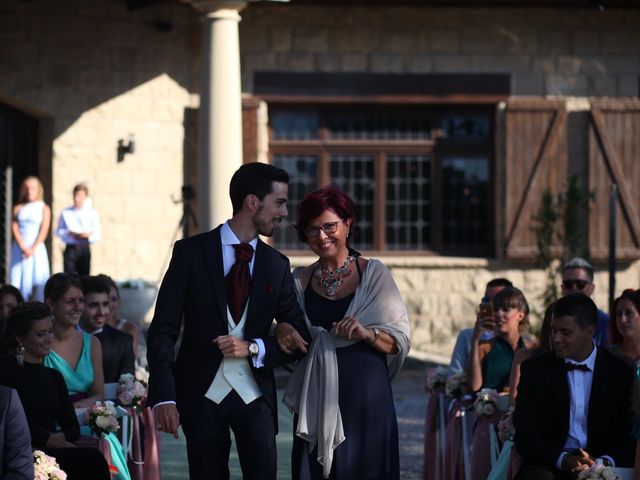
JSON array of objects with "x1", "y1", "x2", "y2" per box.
[{"x1": 291, "y1": 262, "x2": 400, "y2": 480}]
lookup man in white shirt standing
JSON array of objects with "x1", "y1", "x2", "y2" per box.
[
  {"x1": 56, "y1": 184, "x2": 101, "y2": 276},
  {"x1": 514, "y1": 293, "x2": 635, "y2": 479}
]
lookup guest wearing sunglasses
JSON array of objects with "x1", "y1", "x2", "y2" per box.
[{"x1": 560, "y1": 257, "x2": 610, "y2": 346}]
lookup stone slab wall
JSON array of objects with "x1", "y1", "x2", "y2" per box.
[{"x1": 240, "y1": 5, "x2": 640, "y2": 97}]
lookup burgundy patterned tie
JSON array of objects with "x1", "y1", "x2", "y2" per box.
[{"x1": 226, "y1": 243, "x2": 254, "y2": 324}]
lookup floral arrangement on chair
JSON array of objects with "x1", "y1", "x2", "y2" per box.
[
  {"x1": 445, "y1": 371, "x2": 467, "y2": 399},
  {"x1": 33, "y1": 450, "x2": 67, "y2": 480},
  {"x1": 116, "y1": 369, "x2": 148, "y2": 411},
  {"x1": 497, "y1": 406, "x2": 516, "y2": 442},
  {"x1": 84, "y1": 401, "x2": 120, "y2": 437},
  {"x1": 577, "y1": 464, "x2": 621, "y2": 480},
  {"x1": 473, "y1": 388, "x2": 500, "y2": 417},
  {"x1": 425, "y1": 366, "x2": 449, "y2": 392}
]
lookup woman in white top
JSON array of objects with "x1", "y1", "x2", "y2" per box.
[{"x1": 10, "y1": 176, "x2": 51, "y2": 301}]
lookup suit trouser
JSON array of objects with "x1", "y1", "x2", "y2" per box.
[
  {"x1": 63, "y1": 244, "x2": 91, "y2": 276},
  {"x1": 181, "y1": 390, "x2": 277, "y2": 480}
]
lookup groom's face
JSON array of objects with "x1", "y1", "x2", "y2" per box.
[{"x1": 253, "y1": 181, "x2": 288, "y2": 237}]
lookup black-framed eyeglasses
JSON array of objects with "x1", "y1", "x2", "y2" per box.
[
  {"x1": 562, "y1": 279, "x2": 590, "y2": 290},
  {"x1": 304, "y1": 220, "x2": 344, "y2": 238}
]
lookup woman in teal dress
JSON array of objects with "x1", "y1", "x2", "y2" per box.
[
  {"x1": 43, "y1": 273, "x2": 131, "y2": 480},
  {"x1": 607, "y1": 289, "x2": 640, "y2": 470}
]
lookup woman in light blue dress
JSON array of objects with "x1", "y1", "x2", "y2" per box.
[
  {"x1": 43, "y1": 273, "x2": 131, "y2": 480},
  {"x1": 10, "y1": 176, "x2": 51, "y2": 301}
]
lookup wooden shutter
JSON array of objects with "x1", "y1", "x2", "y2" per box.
[
  {"x1": 588, "y1": 99, "x2": 640, "y2": 260},
  {"x1": 503, "y1": 99, "x2": 567, "y2": 259}
]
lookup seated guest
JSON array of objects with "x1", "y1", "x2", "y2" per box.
[
  {"x1": 0, "y1": 302, "x2": 110, "y2": 479},
  {"x1": 514, "y1": 293, "x2": 635, "y2": 479},
  {"x1": 608, "y1": 289, "x2": 640, "y2": 363},
  {"x1": 449, "y1": 278, "x2": 512, "y2": 374},
  {"x1": 79, "y1": 276, "x2": 134, "y2": 384},
  {"x1": 0, "y1": 385, "x2": 33, "y2": 479},
  {"x1": 560, "y1": 257, "x2": 610, "y2": 346},
  {"x1": 97, "y1": 274, "x2": 141, "y2": 359},
  {"x1": 0, "y1": 285, "x2": 24, "y2": 341},
  {"x1": 508, "y1": 301, "x2": 554, "y2": 406},
  {"x1": 467, "y1": 286, "x2": 528, "y2": 393},
  {"x1": 43, "y1": 274, "x2": 131, "y2": 480}
]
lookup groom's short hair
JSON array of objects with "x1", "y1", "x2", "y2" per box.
[{"x1": 229, "y1": 162, "x2": 289, "y2": 215}]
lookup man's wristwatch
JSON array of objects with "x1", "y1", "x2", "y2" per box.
[{"x1": 248, "y1": 341, "x2": 259, "y2": 358}]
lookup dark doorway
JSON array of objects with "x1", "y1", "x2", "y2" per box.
[{"x1": 0, "y1": 102, "x2": 39, "y2": 281}]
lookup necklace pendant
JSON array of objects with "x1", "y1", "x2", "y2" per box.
[{"x1": 326, "y1": 286, "x2": 337, "y2": 296}]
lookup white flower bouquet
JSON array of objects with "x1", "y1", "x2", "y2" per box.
[
  {"x1": 497, "y1": 406, "x2": 516, "y2": 442},
  {"x1": 473, "y1": 388, "x2": 500, "y2": 417},
  {"x1": 33, "y1": 450, "x2": 67, "y2": 480},
  {"x1": 425, "y1": 366, "x2": 449, "y2": 392},
  {"x1": 445, "y1": 372, "x2": 467, "y2": 399},
  {"x1": 84, "y1": 400, "x2": 120, "y2": 437},
  {"x1": 577, "y1": 464, "x2": 621, "y2": 480},
  {"x1": 116, "y1": 369, "x2": 148, "y2": 411}
]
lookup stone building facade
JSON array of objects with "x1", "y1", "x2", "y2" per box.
[{"x1": 1, "y1": 0, "x2": 639, "y2": 359}]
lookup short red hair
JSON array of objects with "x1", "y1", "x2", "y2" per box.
[
  {"x1": 610, "y1": 289, "x2": 640, "y2": 346},
  {"x1": 296, "y1": 185, "x2": 357, "y2": 244}
]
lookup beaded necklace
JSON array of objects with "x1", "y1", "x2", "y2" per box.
[{"x1": 314, "y1": 255, "x2": 354, "y2": 297}]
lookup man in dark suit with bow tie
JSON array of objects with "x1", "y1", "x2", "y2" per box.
[
  {"x1": 79, "y1": 275, "x2": 135, "y2": 384},
  {"x1": 514, "y1": 293, "x2": 635, "y2": 479},
  {"x1": 147, "y1": 162, "x2": 310, "y2": 480}
]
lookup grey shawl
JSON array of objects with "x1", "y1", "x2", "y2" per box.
[{"x1": 283, "y1": 259, "x2": 411, "y2": 478}]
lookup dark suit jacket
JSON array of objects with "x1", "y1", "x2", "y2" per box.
[
  {"x1": 95, "y1": 324, "x2": 135, "y2": 384},
  {"x1": 146, "y1": 226, "x2": 310, "y2": 428},
  {"x1": 514, "y1": 348, "x2": 635, "y2": 469},
  {"x1": 0, "y1": 386, "x2": 34, "y2": 479}
]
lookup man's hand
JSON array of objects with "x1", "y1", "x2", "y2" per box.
[
  {"x1": 213, "y1": 335, "x2": 250, "y2": 358},
  {"x1": 562, "y1": 449, "x2": 595, "y2": 473},
  {"x1": 154, "y1": 403, "x2": 180, "y2": 439},
  {"x1": 45, "y1": 432, "x2": 76, "y2": 449},
  {"x1": 275, "y1": 323, "x2": 308, "y2": 354}
]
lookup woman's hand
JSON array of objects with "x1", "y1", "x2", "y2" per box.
[
  {"x1": 21, "y1": 246, "x2": 33, "y2": 258},
  {"x1": 275, "y1": 323, "x2": 308, "y2": 354},
  {"x1": 333, "y1": 316, "x2": 374, "y2": 342},
  {"x1": 73, "y1": 398, "x2": 96, "y2": 409},
  {"x1": 45, "y1": 432, "x2": 76, "y2": 449}
]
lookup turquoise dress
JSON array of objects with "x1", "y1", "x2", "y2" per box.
[{"x1": 44, "y1": 333, "x2": 131, "y2": 480}]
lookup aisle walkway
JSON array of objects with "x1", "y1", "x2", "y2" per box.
[{"x1": 159, "y1": 357, "x2": 429, "y2": 479}]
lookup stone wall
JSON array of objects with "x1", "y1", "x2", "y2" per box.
[
  {"x1": 0, "y1": 0, "x2": 200, "y2": 281},
  {"x1": 240, "y1": 5, "x2": 640, "y2": 97}
]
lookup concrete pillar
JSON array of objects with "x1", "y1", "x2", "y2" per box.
[{"x1": 190, "y1": 1, "x2": 247, "y2": 231}]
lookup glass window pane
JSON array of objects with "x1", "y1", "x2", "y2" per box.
[
  {"x1": 272, "y1": 155, "x2": 318, "y2": 249},
  {"x1": 441, "y1": 156, "x2": 489, "y2": 254},
  {"x1": 330, "y1": 154, "x2": 375, "y2": 250},
  {"x1": 271, "y1": 110, "x2": 318, "y2": 140},
  {"x1": 441, "y1": 115, "x2": 490, "y2": 141},
  {"x1": 385, "y1": 155, "x2": 431, "y2": 250},
  {"x1": 327, "y1": 109, "x2": 431, "y2": 141}
]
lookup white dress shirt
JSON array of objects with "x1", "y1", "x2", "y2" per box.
[{"x1": 56, "y1": 206, "x2": 101, "y2": 244}]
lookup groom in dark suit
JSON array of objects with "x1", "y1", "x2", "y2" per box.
[
  {"x1": 514, "y1": 293, "x2": 635, "y2": 479},
  {"x1": 147, "y1": 162, "x2": 310, "y2": 480}
]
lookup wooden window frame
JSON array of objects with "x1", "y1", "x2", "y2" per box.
[{"x1": 266, "y1": 98, "x2": 498, "y2": 257}]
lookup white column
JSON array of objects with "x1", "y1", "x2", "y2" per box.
[{"x1": 191, "y1": 1, "x2": 247, "y2": 231}]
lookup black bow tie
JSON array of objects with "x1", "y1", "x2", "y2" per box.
[{"x1": 565, "y1": 363, "x2": 590, "y2": 372}]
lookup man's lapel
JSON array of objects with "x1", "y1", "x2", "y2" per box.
[
  {"x1": 551, "y1": 355, "x2": 571, "y2": 434},
  {"x1": 587, "y1": 349, "x2": 605, "y2": 440},
  {"x1": 200, "y1": 226, "x2": 228, "y2": 326}
]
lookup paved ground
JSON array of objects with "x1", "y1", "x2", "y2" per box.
[{"x1": 159, "y1": 356, "x2": 431, "y2": 479}]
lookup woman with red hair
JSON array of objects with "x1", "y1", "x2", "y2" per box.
[{"x1": 278, "y1": 185, "x2": 411, "y2": 480}]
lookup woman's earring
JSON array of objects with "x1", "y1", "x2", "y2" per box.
[{"x1": 16, "y1": 343, "x2": 25, "y2": 367}]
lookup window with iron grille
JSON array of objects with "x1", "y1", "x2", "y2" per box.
[{"x1": 270, "y1": 105, "x2": 493, "y2": 256}]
